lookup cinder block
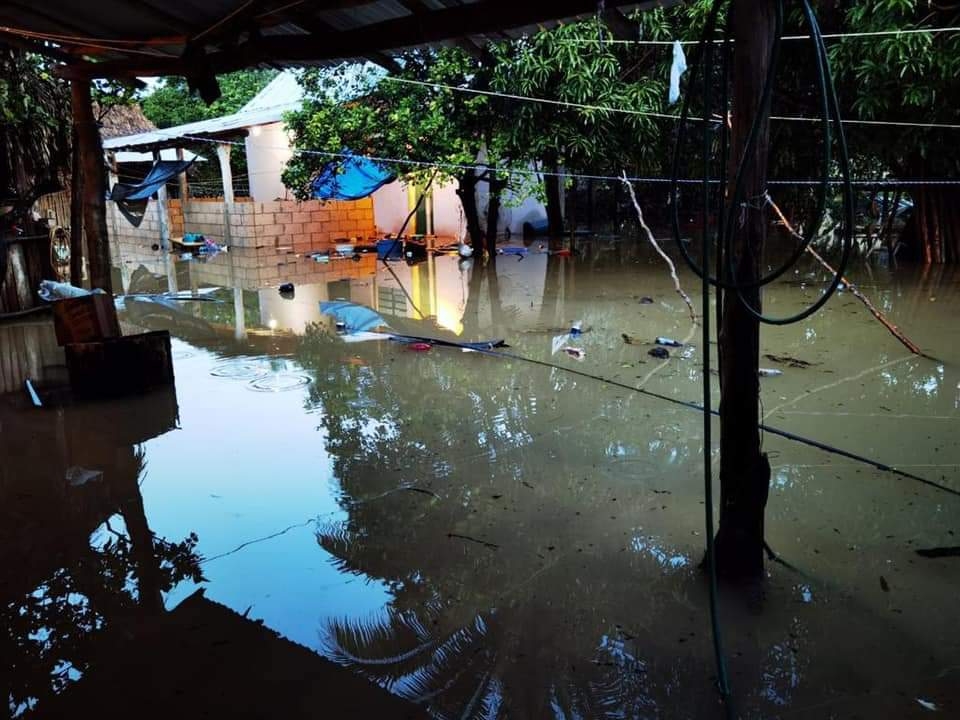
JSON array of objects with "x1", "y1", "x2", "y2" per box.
[
  {"x1": 284, "y1": 223, "x2": 304, "y2": 236},
  {"x1": 274, "y1": 212, "x2": 293, "y2": 224}
]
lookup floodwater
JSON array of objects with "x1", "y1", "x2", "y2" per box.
[{"x1": 3, "y1": 239, "x2": 959, "y2": 719}]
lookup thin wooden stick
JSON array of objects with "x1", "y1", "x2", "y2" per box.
[
  {"x1": 766, "y1": 194, "x2": 927, "y2": 358},
  {"x1": 620, "y1": 172, "x2": 697, "y2": 324}
]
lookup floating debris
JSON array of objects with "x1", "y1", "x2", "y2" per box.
[
  {"x1": 649, "y1": 347, "x2": 670, "y2": 359},
  {"x1": 66, "y1": 466, "x2": 103, "y2": 487},
  {"x1": 655, "y1": 337, "x2": 683, "y2": 347},
  {"x1": 764, "y1": 353, "x2": 815, "y2": 368},
  {"x1": 622, "y1": 333, "x2": 636, "y2": 345},
  {"x1": 639, "y1": 296, "x2": 655, "y2": 304},
  {"x1": 408, "y1": 342, "x2": 432, "y2": 352},
  {"x1": 759, "y1": 368, "x2": 783, "y2": 377},
  {"x1": 916, "y1": 698, "x2": 938, "y2": 712},
  {"x1": 915, "y1": 546, "x2": 960, "y2": 559},
  {"x1": 563, "y1": 347, "x2": 586, "y2": 360}
]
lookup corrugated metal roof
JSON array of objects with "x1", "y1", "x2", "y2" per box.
[
  {"x1": 102, "y1": 104, "x2": 286, "y2": 151},
  {"x1": 114, "y1": 148, "x2": 205, "y2": 163},
  {"x1": 1, "y1": 1, "x2": 660, "y2": 80},
  {"x1": 104, "y1": 71, "x2": 303, "y2": 150}
]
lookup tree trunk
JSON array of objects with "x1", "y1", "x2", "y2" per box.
[
  {"x1": 903, "y1": 185, "x2": 960, "y2": 264},
  {"x1": 455, "y1": 171, "x2": 484, "y2": 254},
  {"x1": 713, "y1": 0, "x2": 775, "y2": 581},
  {"x1": 543, "y1": 156, "x2": 564, "y2": 237},
  {"x1": 114, "y1": 446, "x2": 164, "y2": 614},
  {"x1": 69, "y1": 124, "x2": 85, "y2": 287},
  {"x1": 485, "y1": 172, "x2": 507, "y2": 257},
  {"x1": 71, "y1": 79, "x2": 112, "y2": 294}
]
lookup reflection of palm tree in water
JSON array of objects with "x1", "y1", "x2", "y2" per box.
[
  {"x1": 296, "y1": 263, "x2": 821, "y2": 718},
  {"x1": 315, "y1": 575, "x2": 667, "y2": 719}
]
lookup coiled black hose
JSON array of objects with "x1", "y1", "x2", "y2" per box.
[{"x1": 668, "y1": 0, "x2": 856, "y2": 715}]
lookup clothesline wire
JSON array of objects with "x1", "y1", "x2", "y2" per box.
[
  {"x1": 148, "y1": 131, "x2": 960, "y2": 187},
  {"x1": 559, "y1": 25, "x2": 960, "y2": 45},
  {"x1": 103, "y1": 72, "x2": 960, "y2": 161},
  {"x1": 381, "y1": 76, "x2": 960, "y2": 130}
]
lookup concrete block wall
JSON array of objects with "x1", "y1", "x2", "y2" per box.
[
  {"x1": 109, "y1": 197, "x2": 377, "y2": 268},
  {"x1": 229, "y1": 198, "x2": 377, "y2": 252}
]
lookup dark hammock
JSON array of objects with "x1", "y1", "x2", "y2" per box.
[{"x1": 110, "y1": 159, "x2": 194, "y2": 227}]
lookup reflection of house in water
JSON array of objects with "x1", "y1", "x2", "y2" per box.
[{"x1": 112, "y1": 239, "x2": 571, "y2": 346}]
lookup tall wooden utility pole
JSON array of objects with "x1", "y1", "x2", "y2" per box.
[
  {"x1": 69, "y1": 124, "x2": 85, "y2": 286},
  {"x1": 70, "y1": 78, "x2": 113, "y2": 294},
  {"x1": 714, "y1": 0, "x2": 776, "y2": 579}
]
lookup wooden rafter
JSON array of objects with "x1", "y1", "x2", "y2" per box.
[{"x1": 56, "y1": 0, "x2": 652, "y2": 79}]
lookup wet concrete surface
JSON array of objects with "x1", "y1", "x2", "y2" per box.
[{"x1": 3, "y1": 240, "x2": 959, "y2": 718}]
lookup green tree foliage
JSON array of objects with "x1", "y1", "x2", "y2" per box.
[
  {"x1": 489, "y1": 21, "x2": 665, "y2": 175},
  {"x1": 0, "y1": 47, "x2": 71, "y2": 208},
  {"x1": 285, "y1": 21, "x2": 666, "y2": 246},
  {"x1": 140, "y1": 69, "x2": 279, "y2": 128},
  {"x1": 139, "y1": 70, "x2": 277, "y2": 197},
  {"x1": 831, "y1": 0, "x2": 960, "y2": 174},
  {"x1": 283, "y1": 52, "x2": 496, "y2": 251}
]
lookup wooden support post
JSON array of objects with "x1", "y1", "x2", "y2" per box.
[
  {"x1": 153, "y1": 149, "x2": 172, "y2": 251},
  {"x1": 106, "y1": 151, "x2": 121, "y2": 284},
  {"x1": 233, "y1": 286, "x2": 247, "y2": 341},
  {"x1": 70, "y1": 78, "x2": 112, "y2": 294},
  {"x1": 713, "y1": 0, "x2": 776, "y2": 580},
  {"x1": 216, "y1": 143, "x2": 234, "y2": 247},
  {"x1": 69, "y1": 123, "x2": 84, "y2": 286},
  {"x1": 176, "y1": 147, "x2": 190, "y2": 202}
]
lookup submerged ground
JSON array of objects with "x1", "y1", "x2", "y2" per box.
[{"x1": 3, "y1": 239, "x2": 959, "y2": 718}]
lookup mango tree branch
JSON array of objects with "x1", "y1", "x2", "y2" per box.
[{"x1": 620, "y1": 172, "x2": 697, "y2": 324}]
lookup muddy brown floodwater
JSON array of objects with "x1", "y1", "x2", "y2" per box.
[{"x1": 3, "y1": 240, "x2": 958, "y2": 719}]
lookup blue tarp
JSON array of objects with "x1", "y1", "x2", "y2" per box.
[
  {"x1": 320, "y1": 300, "x2": 388, "y2": 332},
  {"x1": 110, "y1": 159, "x2": 194, "y2": 227},
  {"x1": 312, "y1": 153, "x2": 395, "y2": 201}
]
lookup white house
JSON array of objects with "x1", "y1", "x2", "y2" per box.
[{"x1": 106, "y1": 70, "x2": 549, "y2": 241}]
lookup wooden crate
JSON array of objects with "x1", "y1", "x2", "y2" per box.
[
  {"x1": 64, "y1": 331, "x2": 174, "y2": 401},
  {"x1": 52, "y1": 294, "x2": 120, "y2": 346}
]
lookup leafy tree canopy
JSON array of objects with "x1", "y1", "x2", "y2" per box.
[{"x1": 141, "y1": 69, "x2": 279, "y2": 128}]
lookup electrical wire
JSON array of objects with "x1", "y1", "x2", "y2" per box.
[
  {"x1": 147, "y1": 130, "x2": 960, "y2": 188},
  {"x1": 382, "y1": 75, "x2": 960, "y2": 130},
  {"x1": 695, "y1": 10, "x2": 732, "y2": 712}
]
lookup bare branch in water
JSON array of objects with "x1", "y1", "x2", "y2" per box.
[{"x1": 620, "y1": 172, "x2": 697, "y2": 324}]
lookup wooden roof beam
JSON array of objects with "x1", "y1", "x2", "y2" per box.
[{"x1": 57, "y1": 0, "x2": 647, "y2": 79}]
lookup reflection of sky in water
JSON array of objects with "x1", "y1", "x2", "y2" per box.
[
  {"x1": 35, "y1": 254, "x2": 959, "y2": 717},
  {"x1": 630, "y1": 535, "x2": 690, "y2": 569},
  {"x1": 143, "y1": 339, "x2": 392, "y2": 651}
]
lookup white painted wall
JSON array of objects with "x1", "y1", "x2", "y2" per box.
[
  {"x1": 371, "y1": 178, "x2": 463, "y2": 240},
  {"x1": 475, "y1": 170, "x2": 550, "y2": 237},
  {"x1": 431, "y1": 182, "x2": 462, "y2": 239},
  {"x1": 371, "y1": 174, "x2": 548, "y2": 241},
  {"x1": 245, "y1": 122, "x2": 293, "y2": 201},
  {"x1": 371, "y1": 181, "x2": 408, "y2": 236}
]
